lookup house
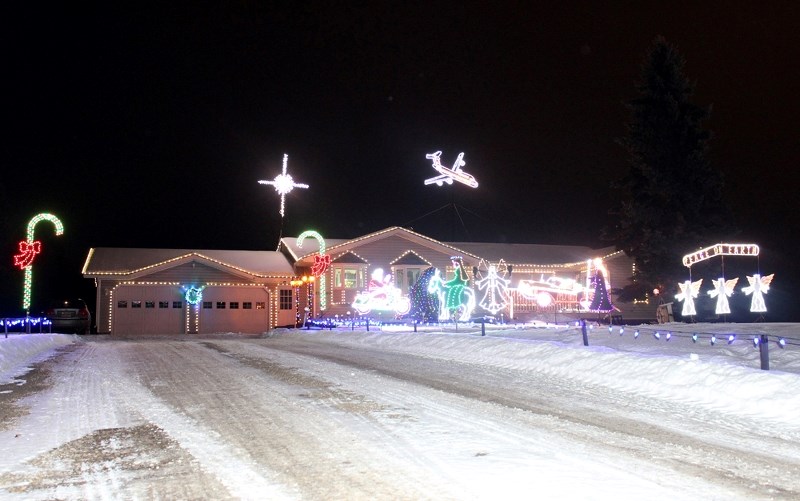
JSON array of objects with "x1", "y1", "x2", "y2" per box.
[{"x1": 82, "y1": 227, "x2": 651, "y2": 335}]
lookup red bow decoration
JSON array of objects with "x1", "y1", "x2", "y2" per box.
[
  {"x1": 14, "y1": 240, "x2": 41, "y2": 269},
  {"x1": 311, "y1": 254, "x2": 331, "y2": 277}
]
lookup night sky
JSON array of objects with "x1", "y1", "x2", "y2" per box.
[{"x1": 3, "y1": 2, "x2": 799, "y2": 319}]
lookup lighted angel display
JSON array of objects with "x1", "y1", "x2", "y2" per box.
[
  {"x1": 707, "y1": 277, "x2": 738, "y2": 315},
  {"x1": 675, "y1": 279, "x2": 703, "y2": 317},
  {"x1": 475, "y1": 259, "x2": 510, "y2": 314},
  {"x1": 741, "y1": 273, "x2": 774, "y2": 313}
]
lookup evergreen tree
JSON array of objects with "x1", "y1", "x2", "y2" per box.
[{"x1": 606, "y1": 37, "x2": 734, "y2": 299}]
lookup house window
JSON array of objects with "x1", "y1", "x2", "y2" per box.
[
  {"x1": 256, "y1": 302, "x2": 266, "y2": 310},
  {"x1": 230, "y1": 302, "x2": 239, "y2": 309},
  {"x1": 243, "y1": 302, "x2": 252, "y2": 309},
  {"x1": 335, "y1": 268, "x2": 342, "y2": 287},
  {"x1": 117, "y1": 300, "x2": 128, "y2": 308},
  {"x1": 280, "y1": 289, "x2": 292, "y2": 310},
  {"x1": 173, "y1": 301, "x2": 182, "y2": 308},
  {"x1": 203, "y1": 301, "x2": 212, "y2": 309},
  {"x1": 159, "y1": 301, "x2": 169, "y2": 308},
  {"x1": 145, "y1": 301, "x2": 155, "y2": 308},
  {"x1": 216, "y1": 302, "x2": 226, "y2": 309},
  {"x1": 132, "y1": 301, "x2": 142, "y2": 308},
  {"x1": 344, "y1": 269, "x2": 358, "y2": 288}
]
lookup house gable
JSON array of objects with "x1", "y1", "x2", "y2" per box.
[{"x1": 141, "y1": 261, "x2": 253, "y2": 284}]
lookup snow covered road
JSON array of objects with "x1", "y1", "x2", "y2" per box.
[{"x1": 2, "y1": 328, "x2": 800, "y2": 500}]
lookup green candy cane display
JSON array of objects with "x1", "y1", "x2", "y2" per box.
[{"x1": 13, "y1": 213, "x2": 64, "y2": 312}]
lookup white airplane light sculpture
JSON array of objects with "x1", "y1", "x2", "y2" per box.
[{"x1": 423, "y1": 151, "x2": 479, "y2": 188}]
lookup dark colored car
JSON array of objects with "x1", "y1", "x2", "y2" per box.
[{"x1": 46, "y1": 298, "x2": 92, "y2": 334}]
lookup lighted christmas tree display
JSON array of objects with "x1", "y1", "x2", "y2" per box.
[
  {"x1": 588, "y1": 270, "x2": 614, "y2": 313},
  {"x1": 408, "y1": 267, "x2": 440, "y2": 322}
]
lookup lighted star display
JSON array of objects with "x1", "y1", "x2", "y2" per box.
[{"x1": 258, "y1": 153, "x2": 309, "y2": 217}]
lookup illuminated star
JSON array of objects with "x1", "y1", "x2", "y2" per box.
[{"x1": 258, "y1": 153, "x2": 309, "y2": 217}]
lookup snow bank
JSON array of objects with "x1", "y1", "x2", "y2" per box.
[
  {"x1": 270, "y1": 324, "x2": 800, "y2": 425},
  {"x1": 0, "y1": 334, "x2": 77, "y2": 383}
]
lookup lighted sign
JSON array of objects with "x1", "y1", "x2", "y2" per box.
[
  {"x1": 184, "y1": 286, "x2": 206, "y2": 306},
  {"x1": 427, "y1": 257, "x2": 476, "y2": 321},
  {"x1": 675, "y1": 279, "x2": 703, "y2": 317},
  {"x1": 682, "y1": 243, "x2": 759, "y2": 267},
  {"x1": 15, "y1": 213, "x2": 64, "y2": 312},
  {"x1": 475, "y1": 261, "x2": 510, "y2": 314},
  {"x1": 707, "y1": 277, "x2": 738, "y2": 315},
  {"x1": 742, "y1": 273, "x2": 774, "y2": 313},
  {"x1": 423, "y1": 151, "x2": 479, "y2": 188},
  {"x1": 296, "y1": 230, "x2": 327, "y2": 311},
  {"x1": 258, "y1": 153, "x2": 309, "y2": 217},
  {"x1": 352, "y1": 268, "x2": 411, "y2": 315}
]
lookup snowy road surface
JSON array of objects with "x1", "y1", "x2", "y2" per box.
[{"x1": 2, "y1": 329, "x2": 800, "y2": 500}]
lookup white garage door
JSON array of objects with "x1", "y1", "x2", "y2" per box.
[
  {"x1": 198, "y1": 287, "x2": 270, "y2": 334},
  {"x1": 113, "y1": 285, "x2": 184, "y2": 335}
]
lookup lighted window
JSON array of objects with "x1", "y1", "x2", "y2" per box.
[
  {"x1": 159, "y1": 301, "x2": 169, "y2": 308},
  {"x1": 230, "y1": 302, "x2": 239, "y2": 309},
  {"x1": 117, "y1": 300, "x2": 128, "y2": 308},
  {"x1": 256, "y1": 302, "x2": 265, "y2": 310},
  {"x1": 335, "y1": 268, "x2": 342, "y2": 287},
  {"x1": 395, "y1": 271, "x2": 404, "y2": 290},
  {"x1": 243, "y1": 302, "x2": 252, "y2": 309},
  {"x1": 172, "y1": 301, "x2": 182, "y2": 308},
  {"x1": 203, "y1": 301, "x2": 212, "y2": 309},
  {"x1": 407, "y1": 268, "x2": 420, "y2": 288},
  {"x1": 145, "y1": 301, "x2": 155, "y2": 308},
  {"x1": 216, "y1": 302, "x2": 226, "y2": 309},
  {"x1": 344, "y1": 269, "x2": 358, "y2": 288},
  {"x1": 132, "y1": 301, "x2": 142, "y2": 308},
  {"x1": 280, "y1": 289, "x2": 292, "y2": 310}
]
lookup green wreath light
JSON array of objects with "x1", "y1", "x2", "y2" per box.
[{"x1": 184, "y1": 286, "x2": 206, "y2": 305}]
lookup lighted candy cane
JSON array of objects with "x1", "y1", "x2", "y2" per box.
[
  {"x1": 296, "y1": 230, "x2": 327, "y2": 311},
  {"x1": 14, "y1": 213, "x2": 64, "y2": 312}
]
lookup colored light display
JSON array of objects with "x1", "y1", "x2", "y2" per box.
[
  {"x1": 184, "y1": 286, "x2": 206, "y2": 305},
  {"x1": 475, "y1": 260, "x2": 510, "y2": 314},
  {"x1": 682, "y1": 243, "x2": 760, "y2": 267},
  {"x1": 588, "y1": 270, "x2": 614, "y2": 313},
  {"x1": 742, "y1": 273, "x2": 774, "y2": 313},
  {"x1": 296, "y1": 230, "x2": 327, "y2": 311},
  {"x1": 409, "y1": 267, "x2": 440, "y2": 322},
  {"x1": 423, "y1": 151, "x2": 479, "y2": 188},
  {"x1": 352, "y1": 268, "x2": 411, "y2": 315},
  {"x1": 16, "y1": 213, "x2": 64, "y2": 312},
  {"x1": 427, "y1": 257, "x2": 476, "y2": 322},
  {"x1": 675, "y1": 279, "x2": 703, "y2": 317},
  {"x1": 258, "y1": 153, "x2": 309, "y2": 217},
  {"x1": 707, "y1": 277, "x2": 738, "y2": 315}
]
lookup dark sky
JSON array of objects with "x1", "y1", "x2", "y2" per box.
[{"x1": 3, "y1": 2, "x2": 799, "y2": 317}]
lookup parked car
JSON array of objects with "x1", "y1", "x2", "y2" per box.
[{"x1": 46, "y1": 298, "x2": 92, "y2": 334}]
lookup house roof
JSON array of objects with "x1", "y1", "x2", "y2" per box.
[
  {"x1": 82, "y1": 248, "x2": 295, "y2": 279},
  {"x1": 283, "y1": 226, "x2": 617, "y2": 268}
]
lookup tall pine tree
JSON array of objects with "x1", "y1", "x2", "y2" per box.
[{"x1": 607, "y1": 37, "x2": 734, "y2": 299}]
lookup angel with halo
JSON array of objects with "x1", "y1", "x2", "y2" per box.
[
  {"x1": 675, "y1": 279, "x2": 703, "y2": 317},
  {"x1": 742, "y1": 273, "x2": 774, "y2": 313},
  {"x1": 707, "y1": 277, "x2": 738, "y2": 315}
]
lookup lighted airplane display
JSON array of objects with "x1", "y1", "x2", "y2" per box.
[{"x1": 423, "y1": 151, "x2": 479, "y2": 188}]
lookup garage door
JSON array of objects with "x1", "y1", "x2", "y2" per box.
[
  {"x1": 113, "y1": 285, "x2": 184, "y2": 335},
  {"x1": 198, "y1": 287, "x2": 270, "y2": 334}
]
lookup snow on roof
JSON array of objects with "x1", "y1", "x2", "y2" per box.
[{"x1": 82, "y1": 248, "x2": 295, "y2": 277}]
